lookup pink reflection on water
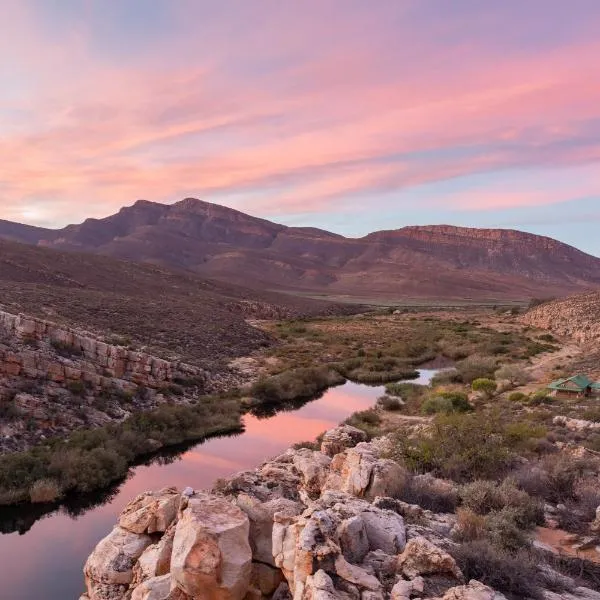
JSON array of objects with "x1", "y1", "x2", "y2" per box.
[{"x1": 0, "y1": 381, "x2": 385, "y2": 600}]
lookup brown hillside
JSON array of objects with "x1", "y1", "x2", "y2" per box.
[
  {"x1": 0, "y1": 239, "x2": 355, "y2": 369},
  {"x1": 1, "y1": 198, "x2": 600, "y2": 300}
]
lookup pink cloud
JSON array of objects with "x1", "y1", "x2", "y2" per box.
[{"x1": 1, "y1": 2, "x2": 600, "y2": 226}]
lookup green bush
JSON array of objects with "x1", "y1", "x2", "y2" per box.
[
  {"x1": 422, "y1": 391, "x2": 472, "y2": 415},
  {"x1": 0, "y1": 396, "x2": 242, "y2": 506},
  {"x1": 472, "y1": 378, "x2": 497, "y2": 398},
  {"x1": 388, "y1": 412, "x2": 514, "y2": 482},
  {"x1": 508, "y1": 391, "x2": 527, "y2": 402},
  {"x1": 344, "y1": 409, "x2": 382, "y2": 439},
  {"x1": 459, "y1": 479, "x2": 544, "y2": 529},
  {"x1": 251, "y1": 367, "x2": 344, "y2": 403},
  {"x1": 385, "y1": 382, "x2": 426, "y2": 400}
]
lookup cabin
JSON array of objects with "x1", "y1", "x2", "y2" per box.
[{"x1": 547, "y1": 374, "x2": 600, "y2": 398}]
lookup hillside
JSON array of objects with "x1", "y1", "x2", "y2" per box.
[
  {"x1": 0, "y1": 239, "x2": 353, "y2": 368},
  {"x1": 2, "y1": 199, "x2": 600, "y2": 300},
  {"x1": 521, "y1": 292, "x2": 600, "y2": 344}
]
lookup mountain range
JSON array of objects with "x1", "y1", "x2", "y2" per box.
[{"x1": 1, "y1": 198, "x2": 599, "y2": 300}]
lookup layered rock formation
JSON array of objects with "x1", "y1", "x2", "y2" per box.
[
  {"x1": 0, "y1": 308, "x2": 205, "y2": 387},
  {"x1": 82, "y1": 426, "x2": 501, "y2": 600},
  {"x1": 0, "y1": 307, "x2": 210, "y2": 452}
]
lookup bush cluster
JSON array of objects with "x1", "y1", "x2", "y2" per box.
[{"x1": 0, "y1": 397, "x2": 242, "y2": 506}]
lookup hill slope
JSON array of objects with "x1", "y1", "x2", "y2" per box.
[
  {"x1": 2, "y1": 198, "x2": 600, "y2": 300},
  {"x1": 0, "y1": 239, "x2": 353, "y2": 369},
  {"x1": 521, "y1": 293, "x2": 600, "y2": 344}
]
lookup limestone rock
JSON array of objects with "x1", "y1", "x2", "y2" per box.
[
  {"x1": 324, "y1": 444, "x2": 407, "y2": 500},
  {"x1": 235, "y1": 493, "x2": 302, "y2": 566},
  {"x1": 84, "y1": 526, "x2": 152, "y2": 592},
  {"x1": 301, "y1": 570, "x2": 340, "y2": 600},
  {"x1": 339, "y1": 516, "x2": 370, "y2": 564},
  {"x1": 397, "y1": 536, "x2": 463, "y2": 581},
  {"x1": 130, "y1": 575, "x2": 188, "y2": 600},
  {"x1": 170, "y1": 493, "x2": 252, "y2": 600},
  {"x1": 321, "y1": 426, "x2": 367, "y2": 457},
  {"x1": 292, "y1": 449, "x2": 332, "y2": 499},
  {"x1": 360, "y1": 507, "x2": 406, "y2": 555},
  {"x1": 119, "y1": 489, "x2": 180, "y2": 535},
  {"x1": 442, "y1": 579, "x2": 507, "y2": 600},
  {"x1": 334, "y1": 556, "x2": 381, "y2": 591}
]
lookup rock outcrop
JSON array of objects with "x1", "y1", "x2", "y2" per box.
[
  {"x1": 83, "y1": 425, "x2": 595, "y2": 600},
  {"x1": 521, "y1": 293, "x2": 600, "y2": 345},
  {"x1": 81, "y1": 427, "x2": 466, "y2": 600}
]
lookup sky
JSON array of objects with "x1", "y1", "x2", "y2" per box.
[{"x1": 1, "y1": 1, "x2": 600, "y2": 254}]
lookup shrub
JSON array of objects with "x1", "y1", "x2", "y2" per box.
[
  {"x1": 399, "y1": 476, "x2": 458, "y2": 513},
  {"x1": 67, "y1": 380, "x2": 86, "y2": 396},
  {"x1": 0, "y1": 396, "x2": 21, "y2": 420},
  {"x1": 513, "y1": 455, "x2": 586, "y2": 504},
  {"x1": 29, "y1": 478, "x2": 62, "y2": 503},
  {"x1": 422, "y1": 391, "x2": 472, "y2": 415},
  {"x1": 528, "y1": 389, "x2": 553, "y2": 405},
  {"x1": 454, "y1": 508, "x2": 487, "y2": 542},
  {"x1": 450, "y1": 541, "x2": 542, "y2": 599},
  {"x1": 495, "y1": 365, "x2": 530, "y2": 386},
  {"x1": 344, "y1": 409, "x2": 381, "y2": 439},
  {"x1": 508, "y1": 391, "x2": 527, "y2": 402},
  {"x1": 385, "y1": 382, "x2": 426, "y2": 400},
  {"x1": 459, "y1": 479, "x2": 543, "y2": 528},
  {"x1": 389, "y1": 412, "x2": 514, "y2": 481},
  {"x1": 376, "y1": 396, "x2": 404, "y2": 411},
  {"x1": 485, "y1": 507, "x2": 530, "y2": 551},
  {"x1": 472, "y1": 378, "x2": 497, "y2": 398},
  {"x1": 251, "y1": 367, "x2": 344, "y2": 403},
  {"x1": 456, "y1": 356, "x2": 497, "y2": 383}
]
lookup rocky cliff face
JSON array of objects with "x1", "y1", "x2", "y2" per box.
[
  {"x1": 521, "y1": 293, "x2": 600, "y2": 344},
  {"x1": 2, "y1": 199, "x2": 599, "y2": 300},
  {"x1": 81, "y1": 426, "x2": 600, "y2": 600},
  {"x1": 0, "y1": 307, "x2": 211, "y2": 452}
]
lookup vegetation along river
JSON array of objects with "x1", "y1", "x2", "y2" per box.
[{"x1": 0, "y1": 370, "x2": 440, "y2": 600}]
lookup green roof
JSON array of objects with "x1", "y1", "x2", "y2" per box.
[{"x1": 548, "y1": 374, "x2": 596, "y2": 391}]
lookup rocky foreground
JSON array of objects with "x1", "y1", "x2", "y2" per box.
[{"x1": 81, "y1": 426, "x2": 600, "y2": 600}]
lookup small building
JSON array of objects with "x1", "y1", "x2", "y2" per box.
[{"x1": 547, "y1": 374, "x2": 600, "y2": 398}]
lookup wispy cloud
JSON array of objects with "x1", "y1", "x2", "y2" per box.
[{"x1": 1, "y1": 1, "x2": 599, "y2": 227}]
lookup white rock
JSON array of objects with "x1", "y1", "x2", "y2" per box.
[{"x1": 170, "y1": 493, "x2": 252, "y2": 600}]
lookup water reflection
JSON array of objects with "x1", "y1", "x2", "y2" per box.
[{"x1": 0, "y1": 374, "x2": 438, "y2": 600}]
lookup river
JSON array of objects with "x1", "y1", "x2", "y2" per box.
[{"x1": 0, "y1": 370, "x2": 439, "y2": 600}]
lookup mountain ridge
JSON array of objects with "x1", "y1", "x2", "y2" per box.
[{"x1": 2, "y1": 198, "x2": 599, "y2": 300}]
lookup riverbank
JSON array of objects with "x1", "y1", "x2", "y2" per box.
[
  {"x1": 81, "y1": 421, "x2": 600, "y2": 600},
  {"x1": 0, "y1": 309, "x2": 559, "y2": 508}
]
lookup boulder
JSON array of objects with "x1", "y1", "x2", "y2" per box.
[
  {"x1": 130, "y1": 575, "x2": 184, "y2": 600},
  {"x1": 235, "y1": 493, "x2": 302, "y2": 565},
  {"x1": 301, "y1": 570, "x2": 340, "y2": 600},
  {"x1": 321, "y1": 426, "x2": 367, "y2": 457},
  {"x1": 338, "y1": 516, "x2": 370, "y2": 564},
  {"x1": 292, "y1": 449, "x2": 332, "y2": 499},
  {"x1": 170, "y1": 493, "x2": 252, "y2": 600},
  {"x1": 334, "y1": 556, "x2": 381, "y2": 591},
  {"x1": 360, "y1": 507, "x2": 406, "y2": 555},
  {"x1": 84, "y1": 526, "x2": 152, "y2": 591},
  {"x1": 119, "y1": 488, "x2": 180, "y2": 535},
  {"x1": 324, "y1": 444, "x2": 407, "y2": 500},
  {"x1": 397, "y1": 536, "x2": 463, "y2": 581},
  {"x1": 442, "y1": 580, "x2": 507, "y2": 600}
]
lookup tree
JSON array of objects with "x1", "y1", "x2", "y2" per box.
[
  {"x1": 472, "y1": 378, "x2": 498, "y2": 399},
  {"x1": 495, "y1": 365, "x2": 530, "y2": 387}
]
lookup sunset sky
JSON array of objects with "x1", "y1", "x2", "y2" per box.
[{"x1": 1, "y1": 1, "x2": 600, "y2": 253}]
